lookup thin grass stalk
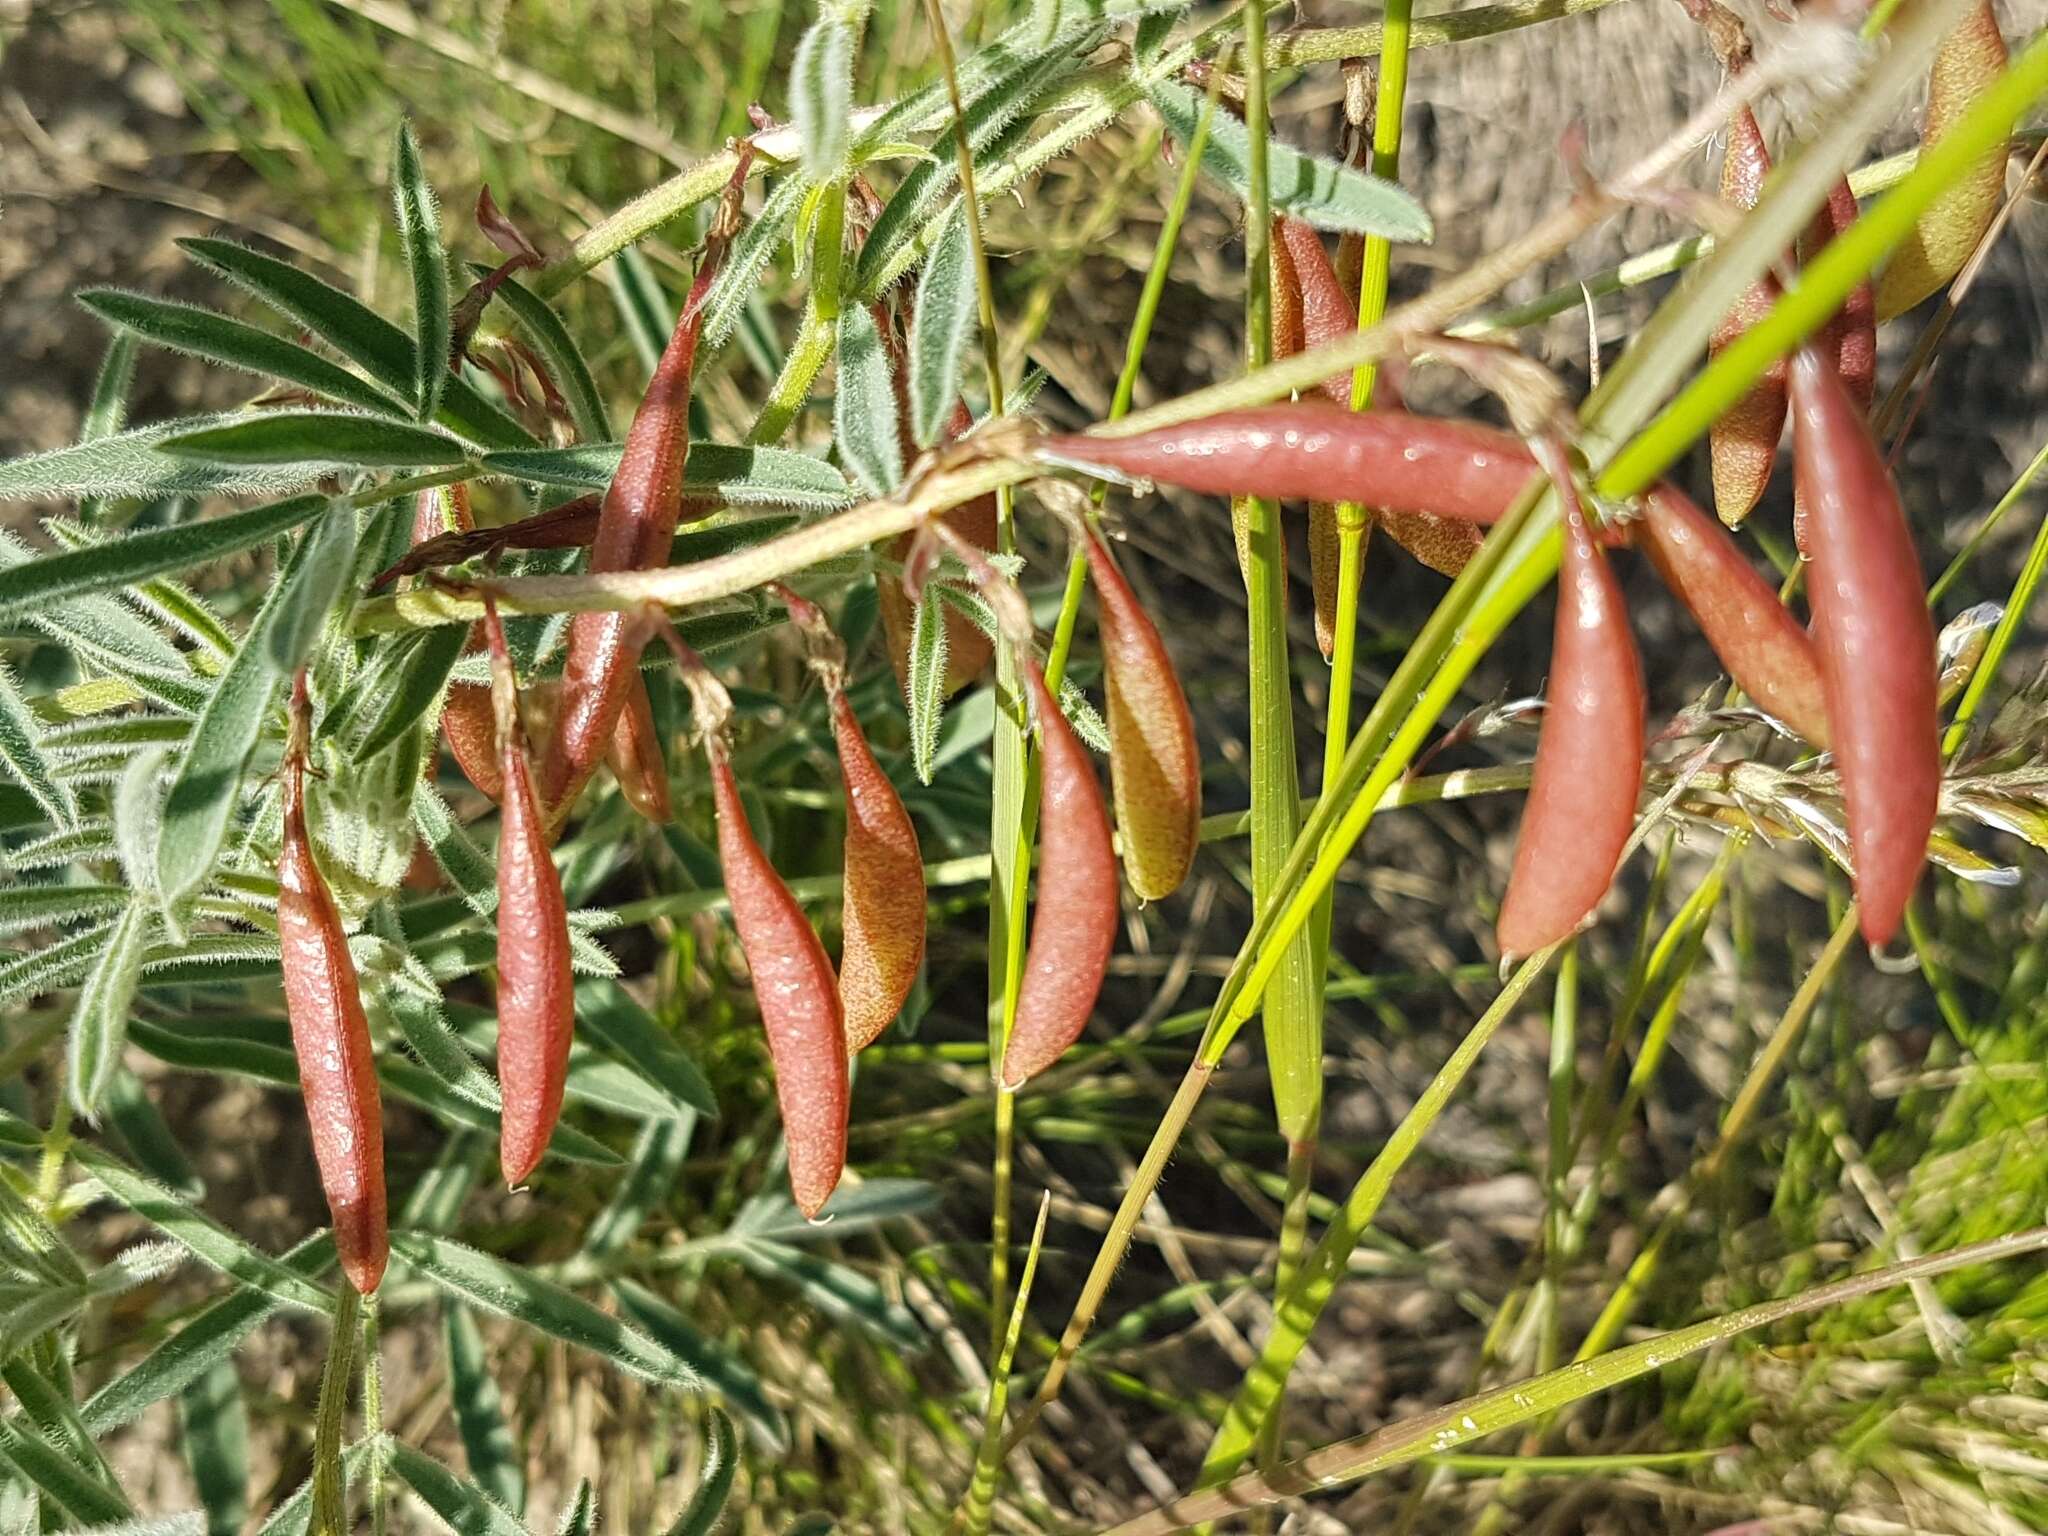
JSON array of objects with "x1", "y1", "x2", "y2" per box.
[{"x1": 915, "y1": 0, "x2": 1023, "y2": 1346}]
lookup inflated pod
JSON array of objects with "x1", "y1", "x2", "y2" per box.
[
  {"x1": 832, "y1": 690, "x2": 926, "y2": 1051},
  {"x1": 1046, "y1": 403, "x2": 1544, "y2": 522},
  {"x1": 1636, "y1": 486, "x2": 1831, "y2": 746},
  {"x1": 1084, "y1": 534, "x2": 1200, "y2": 900},
  {"x1": 1230, "y1": 220, "x2": 1311, "y2": 589},
  {"x1": 1875, "y1": 1, "x2": 2010, "y2": 319},
  {"x1": 1496, "y1": 488, "x2": 1645, "y2": 958},
  {"x1": 277, "y1": 675, "x2": 388, "y2": 1294},
  {"x1": 999, "y1": 664, "x2": 1120, "y2": 1087},
  {"x1": 606, "y1": 673, "x2": 672, "y2": 823},
  {"x1": 1709, "y1": 106, "x2": 1790, "y2": 527},
  {"x1": 710, "y1": 754, "x2": 849, "y2": 1216},
  {"x1": 483, "y1": 604, "x2": 576, "y2": 1188},
  {"x1": 1788, "y1": 346, "x2": 1940, "y2": 946},
  {"x1": 1793, "y1": 179, "x2": 1880, "y2": 559}
]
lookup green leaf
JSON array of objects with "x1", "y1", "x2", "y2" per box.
[
  {"x1": 661, "y1": 1409, "x2": 737, "y2": 1536},
  {"x1": 178, "y1": 1356, "x2": 251, "y2": 1536},
  {"x1": 46, "y1": 1128, "x2": 332, "y2": 1312},
  {"x1": 0, "y1": 1418, "x2": 132, "y2": 1525},
  {"x1": 262, "y1": 504, "x2": 358, "y2": 672},
  {"x1": 374, "y1": 971, "x2": 501, "y2": 1113},
  {"x1": 1147, "y1": 80, "x2": 1434, "y2": 241},
  {"x1": 155, "y1": 512, "x2": 333, "y2": 906},
  {"x1": 854, "y1": 31, "x2": 1092, "y2": 293},
  {"x1": 907, "y1": 590, "x2": 947, "y2": 785},
  {"x1": 700, "y1": 174, "x2": 809, "y2": 349},
  {"x1": 82, "y1": 329, "x2": 141, "y2": 445},
  {"x1": 100, "y1": 1068, "x2": 203, "y2": 1199},
  {"x1": 0, "y1": 882, "x2": 126, "y2": 936},
  {"x1": 0, "y1": 416, "x2": 333, "y2": 504},
  {"x1": 607, "y1": 246, "x2": 674, "y2": 379},
  {"x1": 254, "y1": 1439, "x2": 381, "y2": 1536},
  {"x1": 556, "y1": 1484, "x2": 597, "y2": 1536},
  {"x1": 412, "y1": 782, "x2": 499, "y2": 915},
  {"x1": 160, "y1": 413, "x2": 470, "y2": 469},
  {"x1": 584, "y1": 1117, "x2": 691, "y2": 1259},
  {"x1": 792, "y1": 17, "x2": 855, "y2": 180},
  {"x1": 394, "y1": 123, "x2": 453, "y2": 421},
  {"x1": 66, "y1": 900, "x2": 152, "y2": 1120},
  {"x1": 389, "y1": 1232, "x2": 699, "y2": 1387},
  {"x1": 908, "y1": 209, "x2": 975, "y2": 448},
  {"x1": 573, "y1": 979, "x2": 717, "y2": 1118},
  {"x1": 479, "y1": 442, "x2": 853, "y2": 509},
  {"x1": 349, "y1": 624, "x2": 470, "y2": 763},
  {"x1": 729, "y1": 1179, "x2": 937, "y2": 1243},
  {"x1": 78, "y1": 290, "x2": 401, "y2": 416},
  {"x1": 444, "y1": 1304, "x2": 525, "y2": 1516},
  {"x1": 114, "y1": 748, "x2": 170, "y2": 898},
  {"x1": 729, "y1": 1240, "x2": 923, "y2": 1348},
  {"x1": 387, "y1": 1442, "x2": 528, "y2": 1536},
  {"x1": 612, "y1": 1284, "x2": 787, "y2": 1449},
  {"x1": 82, "y1": 1234, "x2": 336, "y2": 1433},
  {"x1": 0, "y1": 495, "x2": 327, "y2": 629},
  {"x1": 833, "y1": 302, "x2": 901, "y2": 499},
  {"x1": 486, "y1": 273, "x2": 612, "y2": 442},
  {"x1": 0, "y1": 655, "x2": 74, "y2": 827},
  {"x1": 179, "y1": 237, "x2": 534, "y2": 450}
]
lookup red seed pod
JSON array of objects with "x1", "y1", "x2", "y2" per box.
[
  {"x1": 1046, "y1": 403, "x2": 1545, "y2": 523},
  {"x1": 1496, "y1": 481, "x2": 1645, "y2": 959},
  {"x1": 1083, "y1": 533, "x2": 1200, "y2": 900},
  {"x1": 831, "y1": 690, "x2": 926, "y2": 1051},
  {"x1": 1875, "y1": 0, "x2": 2010, "y2": 320},
  {"x1": 413, "y1": 484, "x2": 503, "y2": 802},
  {"x1": 1268, "y1": 216, "x2": 1307, "y2": 364},
  {"x1": 277, "y1": 674, "x2": 388, "y2": 1295},
  {"x1": 606, "y1": 672, "x2": 673, "y2": 823},
  {"x1": 541, "y1": 157, "x2": 751, "y2": 819},
  {"x1": 710, "y1": 753, "x2": 849, "y2": 1216},
  {"x1": 999, "y1": 663, "x2": 1120, "y2": 1087},
  {"x1": 1709, "y1": 106, "x2": 1790, "y2": 528},
  {"x1": 1788, "y1": 346, "x2": 1939, "y2": 946},
  {"x1": 1275, "y1": 217, "x2": 1358, "y2": 407},
  {"x1": 1636, "y1": 485, "x2": 1831, "y2": 746},
  {"x1": 482, "y1": 603, "x2": 575, "y2": 1189},
  {"x1": 374, "y1": 494, "x2": 602, "y2": 591}
]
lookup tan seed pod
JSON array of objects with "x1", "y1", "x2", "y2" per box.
[
  {"x1": 1709, "y1": 105, "x2": 1789, "y2": 527},
  {"x1": 832, "y1": 690, "x2": 926, "y2": 1051},
  {"x1": 1875, "y1": 0, "x2": 2010, "y2": 320},
  {"x1": 1083, "y1": 533, "x2": 1200, "y2": 901}
]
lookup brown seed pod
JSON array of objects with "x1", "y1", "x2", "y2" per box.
[
  {"x1": 1083, "y1": 533, "x2": 1200, "y2": 901},
  {"x1": 831, "y1": 690, "x2": 926, "y2": 1051},
  {"x1": 482, "y1": 603, "x2": 575, "y2": 1189},
  {"x1": 999, "y1": 663, "x2": 1120, "y2": 1087},
  {"x1": 606, "y1": 672, "x2": 672, "y2": 823},
  {"x1": 1709, "y1": 105, "x2": 1790, "y2": 528},
  {"x1": 710, "y1": 752, "x2": 849, "y2": 1216},
  {"x1": 1875, "y1": 0, "x2": 2010, "y2": 319},
  {"x1": 277, "y1": 674, "x2": 388, "y2": 1295},
  {"x1": 1636, "y1": 486, "x2": 1831, "y2": 746}
]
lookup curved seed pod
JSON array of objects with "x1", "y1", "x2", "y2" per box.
[
  {"x1": 1637, "y1": 485, "x2": 1831, "y2": 746},
  {"x1": 832, "y1": 690, "x2": 926, "y2": 1051},
  {"x1": 1230, "y1": 223, "x2": 1312, "y2": 589},
  {"x1": 1000, "y1": 663, "x2": 1120, "y2": 1087},
  {"x1": 1709, "y1": 106, "x2": 1789, "y2": 527},
  {"x1": 1496, "y1": 485, "x2": 1645, "y2": 959},
  {"x1": 375, "y1": 494, "x2": 602, "y2": 590},
  {"x1": 483, "y1": 604, "x2": 575, "y2": 1189},
  {"x1": 1084, "y1": 533, "x2": 1200, "y2": 900},
  {"x1": 606, "y1": 672, "x2": 672, "y2": 823},
  {"x1": 1046, "y1": 404, "x2": 1545, "y2": 521},
  {"x1": 1875, "y1": 0, "x2": 2010, "y2": 320},
  {"x1": 541, "y1": 159, "x2": 751, "y2": 818},
  {"x1": 710, "y1": 753, "x2": 848, "y2": 1216},
  {"x1": 1793, "y1": 178, "x2": 1879, "y2": 560},
  {"x1": 276, "y1": 675, "x2": 387, "y2": 1294},
  {"x1": 1276, "y1": 217, "x2": 1357, "y2": 407},
  {"x1": 1789, "y1": 346, "x2": 1939, "y2": 947}
]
